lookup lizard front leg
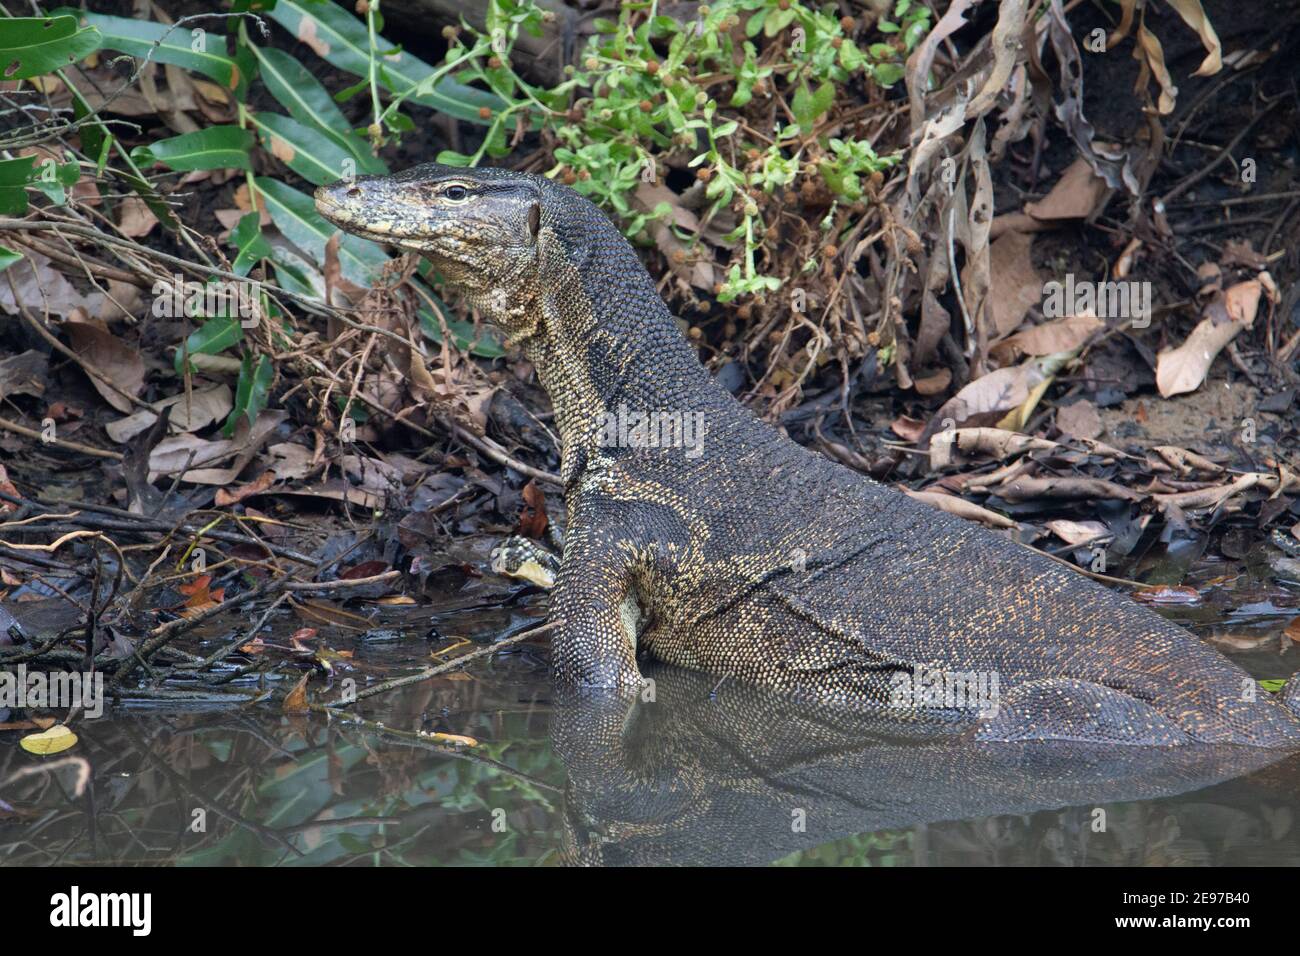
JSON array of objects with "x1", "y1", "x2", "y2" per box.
[{"x1": 548, "y1": 519, "x2": 643, "y2": 689}]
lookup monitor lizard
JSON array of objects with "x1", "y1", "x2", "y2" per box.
[{"x1": 316, "y1": 163, "x2": 1300, "y2": 747}]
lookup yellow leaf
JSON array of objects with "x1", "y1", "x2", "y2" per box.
[
  {"x1": 20, "y1": 724, "x2": 78, "y2": 755},
  {"x1": 427, "y1": 732, "x2": 477, "y2": 747}
]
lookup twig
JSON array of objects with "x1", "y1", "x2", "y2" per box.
[
  {"x1": 0, "y1": 416, "x2": 123, "y2": 460},
  {"x1": 283, "y1": 569, "x2": 400, "y2": 591},
  {"x1": 327, "y1": 619, "x2": 557, "y2": 707},
  {"x1": 185, "y1": 591, "x2": 291, "y2": 673}
]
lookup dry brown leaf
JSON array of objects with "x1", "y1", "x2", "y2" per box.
[
  {"x1": 927, "y1": 348, "x2": 1077, "y2": 440},
  {"x1": 968, "y1": 0, "x2": 1031, "y2": 117},
  {"x1": 0, "y1": 350, "x2": 49, "y2": 401},
  {"x1": 990, "y1": 312, "x2": 1103, "y2": 365},
  {"x1": 995, "y1": 476, "x2": 1141, "y2": 502},
  {"x1": 1156, "y1": 279, "x2": 1261, "y2": 397},
  {"x1": 1135, "y1": 22, "x2": 1178, "y2": 115},
  {"x1": 1056, "y1": 399, "x2": 1103, "y2": 440},
  {"x1": 0, "y1": 251, "x2": 107, "y2": 318},
  {"x1": 283, "y1": 673, "x2": 310, "y2": 714},
  {"x1": 1166, "y1": 0, "x2": 1223, "y2": 76},
  {"x1": 901, "y1": 488, "x2": 1016, "y2": 529},
  {"x1": 913, "y1": 368, "x2": 952, "y2": 396},
  {"x1": 63, "y1": 321, "x2": 144, "y2": 413},
  {"x1": 1152, "y1": 445, "x2": 1223, "y2": 475},
  {"x1": 904, "y1": 0, "x2": 977, "y2": 129},
  {"x1": 985, "y1": 230, "x2": 1043, "y2": 339},
  {"x1": 1046, "y1": 519, "x2": 1110, "y2": 546},
  {"x1": 1024, "y1": 159, "x2": 1109, "y2": 221},
  {"x1": 929, "y1": 427, "x2": 1058, "y2": 470},
  {"x1": 106, "y1": 383, "x2": 234, "y2": 443}
]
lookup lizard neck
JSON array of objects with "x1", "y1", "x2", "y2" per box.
[{"x1": 517, "y1": 192, "x2": 725, "y2": 478}]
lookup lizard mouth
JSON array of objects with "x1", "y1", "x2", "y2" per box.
[{"x1": 314, "y1": 191, "x2": 431, "y2": 250}]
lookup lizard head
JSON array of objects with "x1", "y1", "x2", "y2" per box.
[{"x1": 314, "y1": 163, "x2": 544, "y2": 332}]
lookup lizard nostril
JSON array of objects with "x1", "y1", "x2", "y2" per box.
[{"x1": 346, "y1": 186, "x2": 361, "y2": 197}]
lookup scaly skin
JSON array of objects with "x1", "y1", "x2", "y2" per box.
[{"x1": 316, "y1": 164, "x2": 1300, "y2": 747}]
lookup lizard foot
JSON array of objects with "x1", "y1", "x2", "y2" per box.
[{"x1": 490, "y1": 536, "x2": 561, "y2": 589}]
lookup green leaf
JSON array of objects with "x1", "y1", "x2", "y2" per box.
[
  {"x1": 0, "y1": 156, "x2": 38, "y2": 187},
  {"x1": 248, "y1": 44, "x2": 381, "y2": 168},
  {"x1": 225, "y1": 352, "x2": 274, "y2": 436},
  {"x1": 249, "y1": 111, "x2": 375, "y2": 186},
  {"x1": 764, "y1": 7, "x2": 796, "y2": 36},
  {"x1": 270, "y1": 246, "x2": 325, "y2": 300},
  {"x1": 873, "y1": 62, "x2": 905, "y2": 87},
  {"x1": 0, "y1": 157, "x2": 36, "y2": 215},
  {"x1": 175, "y1": 315, "x2": 245, "y2": 376},
  {"x1": 266, "y1": 0, "x2": 506, "y2": 125},
  {"x1": 1260, "y1": 679, "x2": 1288, "y2": 694},
  {"x1": 58, "y1": 10, "x2": 242, "y2": 90},
  {"x1": 131, "y1": 126, "x2": 254, "y2": 172},
  {"x1": 28, "y1": 156, "x2": 80, "y2": 205},
  {"x1": 0, "y1": 15, "x2": 101, "y2": 79},
  {"x1": 230, "y1": 211, "x2": 274, "y2": 277},
  {"x1": 416, "y1": 302, "x2": 503, "y2": 358},
  {"x1": 0, "y1": 246, "x2": 23, "y2": 272},
  {"x1": 791, "y1": 81, "x2": 835, "y2": 134},
  {"x1": 253, "y1": 177, "x2": 389, "y2": 288},
  {"x1": 435, "y1": 149, "x2": 475, "y2": 167}
]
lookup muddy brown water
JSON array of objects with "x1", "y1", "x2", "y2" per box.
[{"x1": 2, "y1": 551, "x2": 1300, "y2": 866}]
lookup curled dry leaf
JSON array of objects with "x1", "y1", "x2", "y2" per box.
[
  {"x1": 968, "y1": 0, "x2": 1031, "y2": 117},
  {"x1": 994, "y1": 476, "x2": 1141, "y2": 503},
  {"x1": 901, "y1": 488, "x2": 1016, "y2": 529},
  {"x1": 1135, "y1": 23, "x2": 1178, "y2": 115},
  {"x1": 1046, "y1": 519, "x2": 1111, "y2": 547},
  {"x1": 990, "y1": 312, "x2": 1103, "y2": 366},
  {"x1": 1156, "y1": 279, "x2": 1261, "y2": 397},
  {"x1": 929, "y1": 427, "x2": 1058, "y2": 470},
  {"x1": 1151, "y1": 445, "x2": 1224, "y2": 475},
  {"x1": 1166, "y1": 0, "x2": 1223, "y2": 77},
  {"x1": 890, "y1": 415, "x2": 926, "y2": 443}
]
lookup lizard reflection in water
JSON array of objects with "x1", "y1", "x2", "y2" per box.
[{"x1": 552, "y1": 665, "x2": 1297, "y2": 866}]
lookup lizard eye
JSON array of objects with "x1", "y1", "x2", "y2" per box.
[{"x1": 442, "y1": 184, "x2": 471, "y2": 202}]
